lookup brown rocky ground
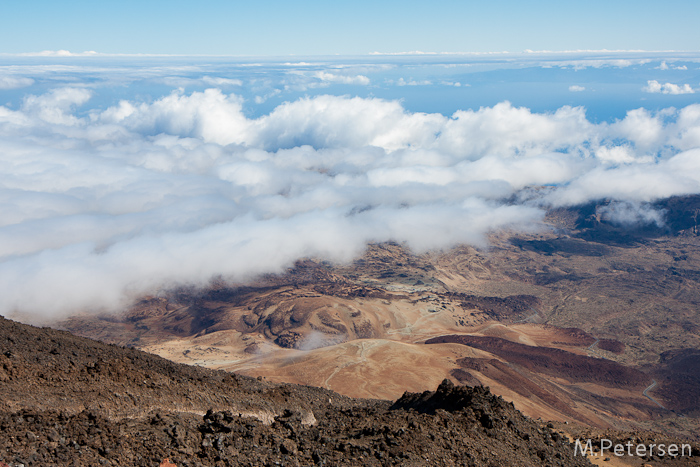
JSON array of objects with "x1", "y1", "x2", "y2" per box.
[
  {"x1": 0, "y1": 315, "x2": 604, "y2": 467},
  {"x1": 52, "y1": 195, "x2": 700, "y2": 443}
]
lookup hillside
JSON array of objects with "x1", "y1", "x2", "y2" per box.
[{"x1": 0, "y1": 315, "x2": 601, "y2": 466}]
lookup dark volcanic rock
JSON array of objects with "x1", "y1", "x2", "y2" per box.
[
  {"x1": 426, "y1": 334, "x2": 650, "y2": 388},
  {"x1": 0, "y1": 315, "x2": 594, "y2": 466},
  {"x1": 655, "y1": 348, "x2": 700, "y2": 414},
  {"x1": 391, "y1": 378, "x2": 499, "y2": 414}
]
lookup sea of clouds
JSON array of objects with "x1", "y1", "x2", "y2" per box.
[{"x1": 2, "y1": 55, "x2": 700, "y2": 321}]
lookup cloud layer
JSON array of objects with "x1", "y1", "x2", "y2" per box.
[
  {"x1": 643, "y1": 80, "x2": 696, "y2": 95},
  {"x1": 2, "y1": 86, "x2": 700, "y2": 321}
]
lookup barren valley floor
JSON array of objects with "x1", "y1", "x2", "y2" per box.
[{"x1": 60, "y1": 197, "x2": 700, "y2": 442}]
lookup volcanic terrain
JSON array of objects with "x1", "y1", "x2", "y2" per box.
[
  {"x1": 0, "y1": 314, "x2": 614, "y2": 467},
  {"x1": 2, "y1": 196, "x2": 700, "y2": 465},
  {"x1": 58, "y1": 195, "x2": 700, "y2": 443}
]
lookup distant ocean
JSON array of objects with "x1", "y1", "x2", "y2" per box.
[{"x1": 2, "y1": 50, "x2": 699, "y2": 121}]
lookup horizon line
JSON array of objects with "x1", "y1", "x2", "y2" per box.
[{"x1": 2, "y1": 49, "x2": 700, "y2": 59}]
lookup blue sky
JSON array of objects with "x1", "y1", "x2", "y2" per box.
[{"x1": 3, "y1": 0, "x2": 700, "y2": 55}]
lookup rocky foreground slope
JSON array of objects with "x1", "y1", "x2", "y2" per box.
[{"x1": 0, "y1": 315, "x2": 601, "y2": 466}]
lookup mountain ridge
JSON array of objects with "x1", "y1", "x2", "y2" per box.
[{"x1": 0, "y1": 314, "x2": 603, "y2": 466}]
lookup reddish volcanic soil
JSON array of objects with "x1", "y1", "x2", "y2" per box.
[
  {"x1": 425, "y1": 335, "x2": 650, "y2": 388},
  {"x1": 55, "y1": 198, "x2": 700, "y2": 443}
]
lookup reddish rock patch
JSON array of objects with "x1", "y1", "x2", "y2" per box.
[{"x1": 426, "y1": 334, "x2": 649, "y2": 388}]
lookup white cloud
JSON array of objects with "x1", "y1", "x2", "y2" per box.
[
  {"x1": 22, "y1": 50, "x2": 100, "y2": 57},
  {"x1": 643, "y1": 80, "x2": 695, "y2": 95},
  {"x1": 656, "y1": 61, "x2": 688, "y2": 71},
  {"x1": 596, "y1": 201, "x2": 665, "y2": 227},
  {"x1": 313, "y1": 72, "x2": 370, "y2": 85},
  {"x1": 552, "y1": 59, "x2": 651, "y2": 70},
  {"x1": 395, "y1": 78, "x2": 432, "y2": 86},
  {"x1": 250, "y1": 95, "x2": 446, "y2": 151},
  {"x1": 568, "y1": 85, "x2": 585, "y2": 92},
  {"x1": 201, "y1": 76, "x2": 244, "y2": 87},
  {"x1": 545, "y1": 148, "x2": 700, "y2": 207},
  {"x1": 4, "y1": 87, "x2": 700, "y2": 321},
  {"x1": 0, "y1": 76, "x2": 34, "y2": 90},
  {"x1": 97, "y1": 88, "x2": 250, "y2": 145},
  {"x1": 254, "y1": 89, "x2": 282, "y2": 104},
  {"x1": 281, "y1": 71, "x2": 372, "y2": 91},
  {"x1": 434, "y1": 102, "x2": 595, "y2": 160},
  {"x1": 22, "y1": 87, "x2": 93, "y2": 125}
]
